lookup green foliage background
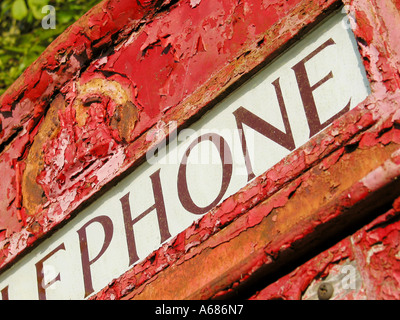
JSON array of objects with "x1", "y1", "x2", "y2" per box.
[{"x1": 0, "y1": 0, "x2": 102, "y2": 96}]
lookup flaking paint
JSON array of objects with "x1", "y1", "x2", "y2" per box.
[{"x1": 0, "y1": 0, "x2": 400, "y2": 300}]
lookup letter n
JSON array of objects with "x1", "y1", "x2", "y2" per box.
[{"x1": 233, "y1": 77, "x2": 295, "y2": 181}]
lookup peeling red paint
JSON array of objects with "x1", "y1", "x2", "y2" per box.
[
  {"x1": 251, "y1": 197, "x2": 400, "y2": 300},
  {"x1": 0, "y1": 0, "x2": 400, "y2": 300},
  {"x1": 0, "y1": 0, "x2": 344, "y2": 272},
  {"x1": 344, "y1": 0, "x2": 400, "y2": 94},
  {"x1": 91, "y1": 93, "x2": 400, "y2": 299},
  {"x1": 0, "y1": 0, "x2": 145, "y2": 142}
]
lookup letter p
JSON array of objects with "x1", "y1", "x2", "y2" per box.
[{"x1": 77, "y1": 216, "x2": 114, "y2": 298}]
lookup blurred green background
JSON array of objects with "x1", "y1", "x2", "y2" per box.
[{"x1": 0, "y1": 0, "x2": 102, "y2": 96}]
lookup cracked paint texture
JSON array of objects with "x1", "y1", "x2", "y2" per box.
[
  {"x1": 91, "y1": 91, "x2": 400, "y2": 299},
  {"x1": 0, "y1": 0, "x2": 342, "y2": 272},
  {"x1": 0, "y1": 0, "x2": 400, "y2": 300},
  {"x1": 250, "y1": 197, "x2": 400, "y2": 300}
]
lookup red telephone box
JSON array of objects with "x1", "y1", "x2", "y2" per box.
[{"x1": 1, "y1": 0, "x2": 400, "y2": 300}]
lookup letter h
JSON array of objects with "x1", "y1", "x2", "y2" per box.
[{"x1": 120, "y1": 169, "x2": 171, "y2": 266}]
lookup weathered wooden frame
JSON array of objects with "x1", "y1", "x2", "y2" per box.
[{"x1": 0, "y1": 0, "x2": 399, "y2": 299}]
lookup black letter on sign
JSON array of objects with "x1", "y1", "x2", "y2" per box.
[
  {"x1": 120, "y1": 169, "x2": 171, "y2": 266},
  {"x1": 1, "y1": 286, "x2": 9, "y2": 300},
  {"x1": 77, "y1": 216, "x2": 114, "y2": 298},
  {"x1": 233, "y1": 77, "x2": 295, "y2": 182},
  {"x1": 35, "y1": 243, "x2": 66, "y2": 300},
  {"x1": 292, "y1": 38, "x2": 351, "y2": 138},
  {"x1": 178, "y1": 133, "x2": 233, "y2": 215}
]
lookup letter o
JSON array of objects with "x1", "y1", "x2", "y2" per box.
[{"x1": 178, "y1": 133, "x2": 233, "y2": 215}]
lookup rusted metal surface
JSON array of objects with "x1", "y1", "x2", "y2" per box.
[
  {"x1": 0, "y1": 0, "x2": 177, "y2": 269},
  {"x1": 91, "y1": 91, "x2": 400, "y2": 299},
  {"x1": 250, "y1": 195, "x2": 400, "y2": 300},
  {"x1": 0, "y1": 0, "x2": 400, "y2": 300},
  {"x1": 0, "y1": 0, "x2": 342, "y2": 273}
]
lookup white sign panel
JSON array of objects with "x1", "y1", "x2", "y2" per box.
[{"x1": 0, "y1": 12, "x2": 370, "y2": 299}]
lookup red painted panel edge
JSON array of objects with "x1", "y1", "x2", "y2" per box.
[
  {"x1": 0, "y1": 0, "x2": 342, "y2": 272},
  {"x1": 250, "y1": 195, "x2": 400, "y2": 300},
  {"x1": 0, "y1": 0, "x2": 172, "y2": 145},
  {"x1": 91, "y1": 90, "x2": 400, "y2": 300},
  {"x1": 0, "y1": 0, "x2": 399, "y2": 300}
]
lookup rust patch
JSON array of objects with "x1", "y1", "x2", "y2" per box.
[
  {"x1": 251, "y1": 198, "x2": 400, "y2": 300},
  {"x1": 91, "y1": 91, "x2": 400, "y2": 299},
  {"x1": 110, "y1": 102, "x2": 139, "y2": 143},
  {"x1": 22, "y1": 95, "x2": 66, "y2": 216}
]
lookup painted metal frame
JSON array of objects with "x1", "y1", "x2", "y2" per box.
[{"x1": 0, "y1": 0, "x2": 399, "y2": 299}]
